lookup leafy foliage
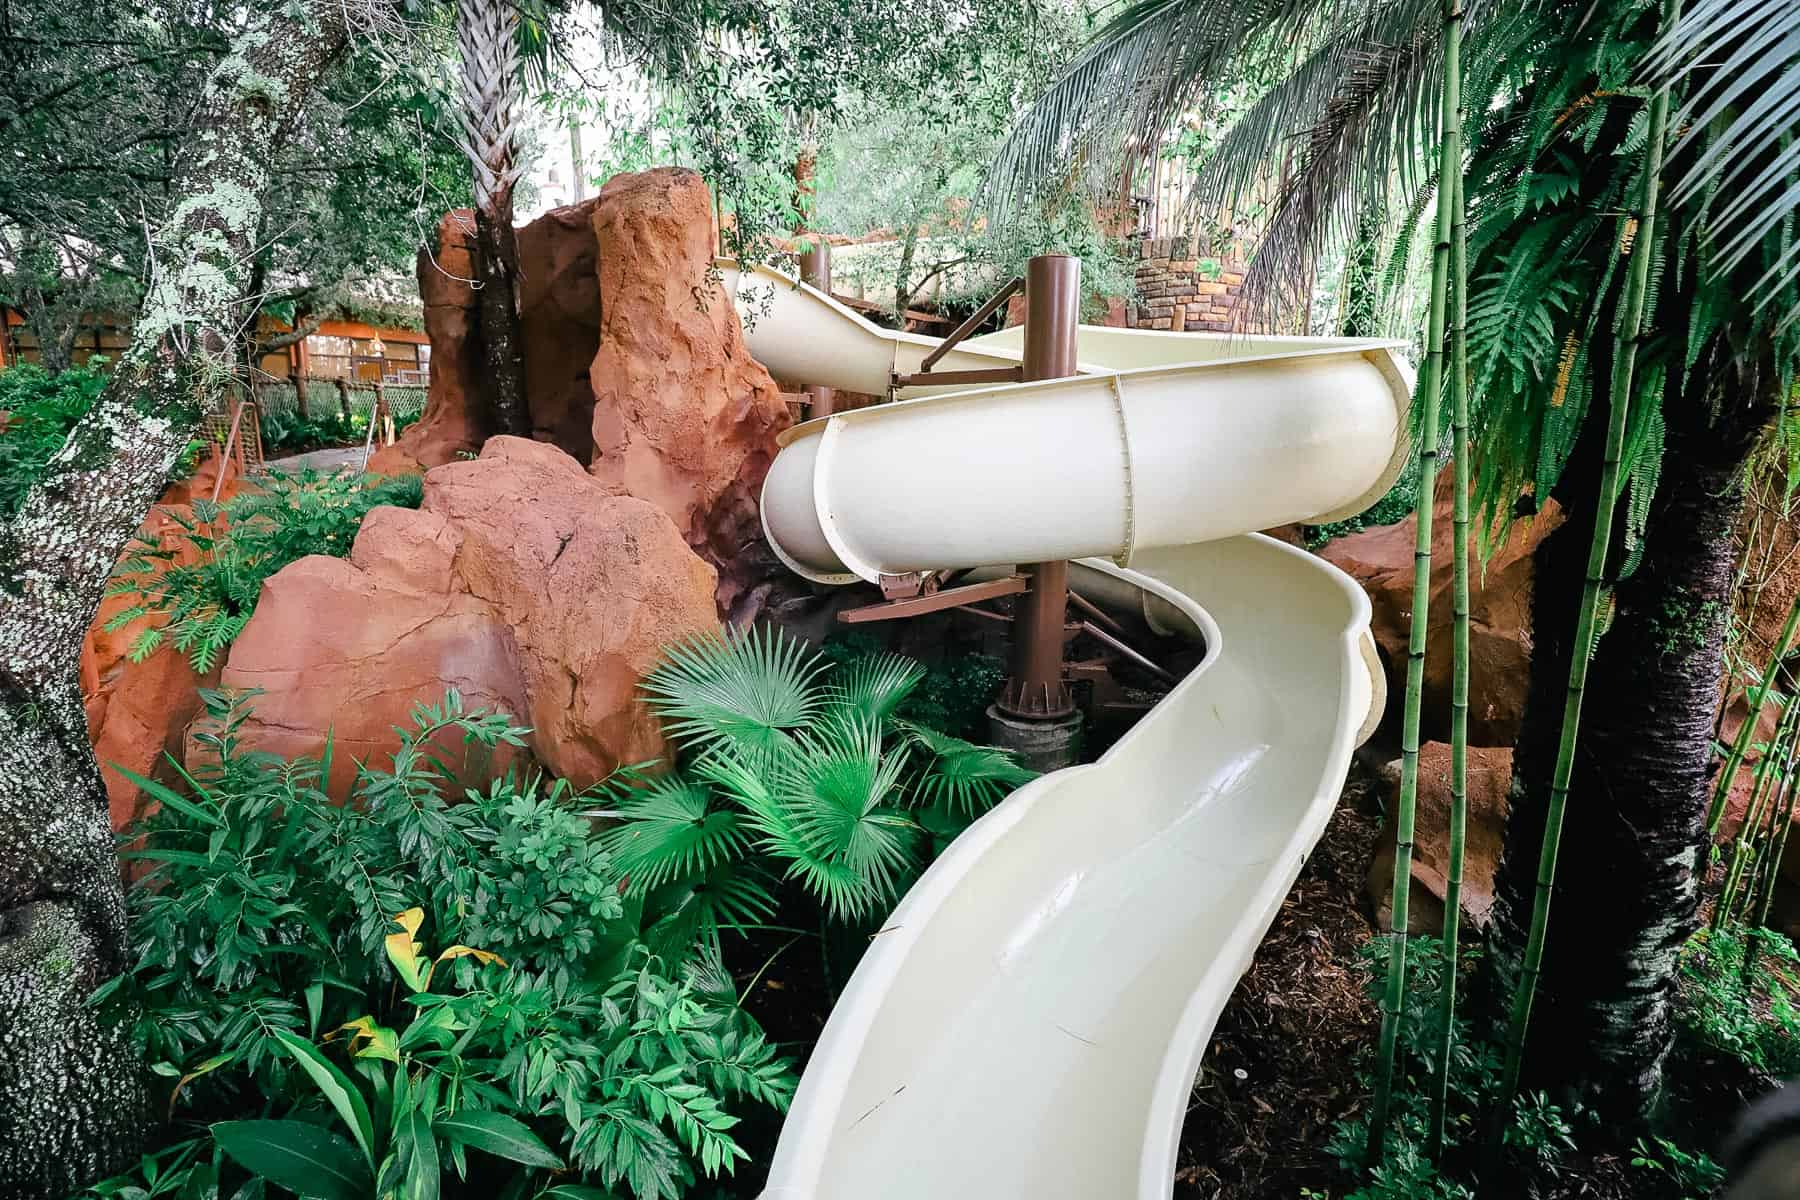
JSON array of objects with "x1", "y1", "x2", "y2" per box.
[
  {"x1": 607, "y1": 627, "x2": 1036, "y2": 949},
  {"x1": 104, "y1": 468, "x2": 424, "y2": 671},
  {"x1": 1454, "y1": 0, "x2": 1800, "y2": 559},
  {"x1": 1673, "y1": 926, "x2": 1800, "y2": 1078},
  {"x1": 0, "y1": 362, "x2": 108, "y2": 516},
  {"x1": 85, "y1": 690, "x2": 795, "y2": 1200},
  {"x1": 259, "y1": 405, "x2": 420, "y2": 453}
]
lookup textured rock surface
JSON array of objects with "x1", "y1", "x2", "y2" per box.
[
  {"x1": 369, "y1": 210, "x2": 485, "y2": 475},
  {"x1": 217, "y1": 438, "x2": 719, "y2": 792},
  {"x1": 1321, "y1": 480, "x2": 1563, "y2": 747},
  {"x1": 81, "y1": 455, "x2": 243, "y2": 829},
  {"x1": 586, "y1": 168, "x2": 791, "y2": 619},
  {"x1": 372, "y1": 203, "x2": 605, "y2": 477},
  {"x1": 517, "y1": 201, "x2": 603, "y2": 458},
  {"x1": 1365, "y1": 742, "x2": 1513, "y2": 933}
]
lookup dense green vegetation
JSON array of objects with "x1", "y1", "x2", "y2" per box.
[
  {"x1": 0, "y1": 363, "x2": 107, "y2": 517},
  {"x1": 609, "y1": 627, "x2": 1033, "y2": 949},
  {"x1": 105, "y1": 471, "x2": 425, "y2": 672},
  {"x1": 82, "y1": 691, "x2": 794, "y2": 1200}
]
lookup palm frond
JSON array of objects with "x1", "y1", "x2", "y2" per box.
[
  {"x1": 1648, "y1": 0, "x2": 1800, "y2": 321},
  {"x1": 898, "y1": 719, "x2": 1037, "y2": 818},
  {"x1": 640, "y1": 864, "x2": 780, "y2": 958},
  {"x1": 824, "y1": 651, "x2": 924, "y2": 725},
  {"x1": 728, "y1": 717, "x2": 918, "y2": 923},
  {"x1": 604, "y1": 773, "x2": 751, "y2": 896},
  {"x1": 640, "y1": 625, "x2": 826, "y2": 755},
  {"x1": 985, "y1": 0, "x2": 1322, "y2": 216}
]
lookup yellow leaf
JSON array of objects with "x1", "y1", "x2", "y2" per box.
[
  {"x1": 435, "y1": 944, "x2": 508, "y2": 969},
  {"x1": 384, "y1": 907, "x2": 430, "y2": 992}
]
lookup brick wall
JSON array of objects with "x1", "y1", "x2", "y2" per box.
[{"x1": 1125, "y1": 237, "x2": 1248, "y2": 333}]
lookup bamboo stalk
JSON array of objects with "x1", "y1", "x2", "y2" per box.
[
  {"x1": 1428, "y1": 164, "x2": 1470, "y2": 1161},
  {"x1": 1749, "y1": 756, "x2": 1800, "y2": 980},
  {"x1": 1716, "y1": 696, "x2": 1797, "y2": 931},
  {"x1": 1367, "y1": 0, "x2": 1462, "y2": 1164},
  {"x1": 1484, "y1": 0, "x2": 1683, "y2": 1163},
  {"x1": 1737, "y1": 705, "x2": 1799, "y2": 928},
  {"x1": 1707, "y1": 594, "x2": 1800, "y2": 835}
]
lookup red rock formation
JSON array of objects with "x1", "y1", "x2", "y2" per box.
[
  {"x1": 586, "y1": 168, "x2": 792, "y2": 619},
  {"x1": 372, "y1": 204, "x2": 606, "y2": 475},
  {"x1": 370, "y1": 211, "x2": 485, "y2": 475},
  {"x1": 1365, "y1": 743, "x2": 1513, "y2": 933},
  {"x1": 1321, "y1": 478, "x2": 1563, "y2": 748},
  {"x1": 215, "y1": 437, "x2": 720, "y2": 793},
  {"x1": 518, "y1": 202, "x2": 603, "y2": 459},
  {"x1": 81, "y1": 454, "x2": 243, "y2": 830}
]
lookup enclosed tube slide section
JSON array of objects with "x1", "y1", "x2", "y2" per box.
[
  {"x1": 729, "y1": 260, "x2": 1411, "y2": 1199},
  {"x1": 718, "y1": 261, "x2": 1026, "y2": 396}
]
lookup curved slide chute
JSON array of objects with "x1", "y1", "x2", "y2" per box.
[{"x1": 724, "y1": 264, "x2": 1411, "y2": 1199}]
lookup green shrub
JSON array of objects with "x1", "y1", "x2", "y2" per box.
[
  {"x1": 85, "y1": 689, "x2": 794, "y2": 1200},
  {"x1": 1673, "y1": 926, "x2": 1800, "y2": 1078},
  {"x1": 605, "y1": 626, "x2": 1035, "y2": 953},
  {"x1": 0, "y1": 361, "x2": 107, "y2": 516},
  {"x1": 260, "y1": 402, "x2": 422, "y2": 453},
  {"x1": 820, "y1": 632, "x2": 1006, "y2": 740},
  {"x1": 104, "y1": 467, "x2": 424, "y2": 670}
]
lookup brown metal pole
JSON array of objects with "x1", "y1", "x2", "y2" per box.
[
  {"x1": 997, "y1": 253, "x2": 1081, "y2": 722},
  {"x1": 798, "y1": 241, "x2": 836, "y2": 418}
]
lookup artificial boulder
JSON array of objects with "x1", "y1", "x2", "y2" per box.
[
  {"x1": 370, "y1": 203, "x2": 605, "y2": 475},
  {"x1": 81, "y1": 453, "x2": 243, "y2": 830},
  {"x1": 369, "y1": 210, "x2": 484, "y2": 474},
  {"x1": 214, "y1": 437, "x2": 719, "y2": 792},
  {"x1": 586, "y1": 167, "x2": 792, "y2": 619},
  {"x1": 1365, "y1": 742, "x2": 1513, "y2": 933},
  {"x1": 1322, "y1": 479, "x2": 1562, "y2": 747}
]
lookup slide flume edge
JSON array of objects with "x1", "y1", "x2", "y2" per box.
[{"x1": 722, "y1": 262, "x2": 1411, "y2": 1198}]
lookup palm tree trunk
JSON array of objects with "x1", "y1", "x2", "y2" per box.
[
  {"x1": 1484, "y1": 0, "x2": 1682, "y2": 1143},
  {"x1": 456, "y1": 0, "x2": 530, "y2": 438},
  {"x1": 0, "y1": 6, "x2": 350, "y2": 1193},
  {"x1": 1367, "y1": 0, "x2": 1461, "y2": 1159},
  {"x1": 1481, "y1": 333, "x2": 1780, "y2": 1125}
]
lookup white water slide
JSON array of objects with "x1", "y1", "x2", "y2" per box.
[{"x1": 721, "y1": 263, "x2": 1412, "y2": 1199}]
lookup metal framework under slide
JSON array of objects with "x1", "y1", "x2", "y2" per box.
[{"x1": 724, "y1": 262, "x2": 1413, "y2": 1199}]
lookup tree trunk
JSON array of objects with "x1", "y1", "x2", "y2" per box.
[
  {"x1": 1482, "y1": 332, "x2": 1780, "y2": 1124},
  {"x1": 895, "y1": 226, "x2": 919, "y2": 317},
  {"x1": 0, "y1": 6, "x2": 348, "y2": 1192},
  {"x1": 1339, "y1": 199, "x2": 1384, "y2": 338},
  {"x1": 456, "y1": 0, "x2": 530, "y2": 437}
]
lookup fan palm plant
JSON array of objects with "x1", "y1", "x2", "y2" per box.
[{"x1": 606, "y1": 629, "x2": 1037, "y2": 953}]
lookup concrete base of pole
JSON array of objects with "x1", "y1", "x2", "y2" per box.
[{"x1": 987, "y1": 705, "x2": 1083, "y2": 774}]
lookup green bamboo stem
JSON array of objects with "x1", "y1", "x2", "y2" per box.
[
  {"x1": 1715, "y1": 697, "x2": 1796, "y2": 931},
  {"x1": 1428, "y1": 163, "x2": 1470, "y2": 1162},
  {"x1": 1366, "y1": 0, "x2": 1462, "y2": 1165},
  {"x1": 1485, "y1": 0, "x2": 1681, "y2": 1165},
  {"x1": 1750, "y1": 755, "x2": 1800, "y2": 976},
  {"x1": 1737, "y1": 710, "x2": 1799, "y2": 928},
  {"x1": 1707, "y1": 594, "x2": 1800, "y2": 835}
]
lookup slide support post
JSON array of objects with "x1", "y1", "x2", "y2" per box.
[
  {"x1": 990, "y1": 253, "x2": 1083, "y2": 770},
  {"x1": 798, "y1": 240, "x2": 837, "y2": 417}
]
